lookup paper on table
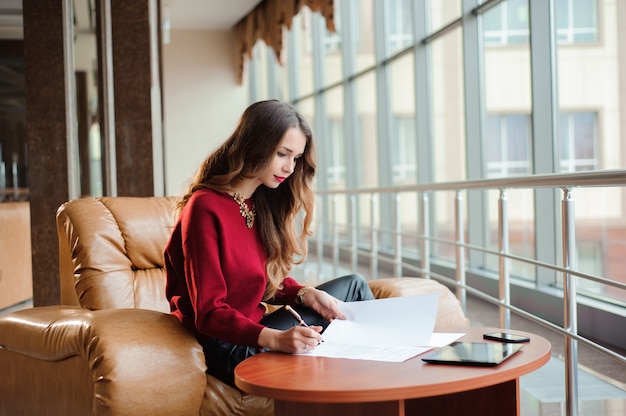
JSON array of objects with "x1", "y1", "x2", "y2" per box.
[
  {"x1": 299, "y1": 293, "x2": 462, "y2": 362},
  {"x1": 302, "y1": 332, "x2": 465, "y2": 362},
  {"x1": 305, "y1": 341, "x2": 432, "y2": 362}
]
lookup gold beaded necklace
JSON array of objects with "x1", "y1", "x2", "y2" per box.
[{"x1": 232, "y1": 192, "x2": 255, "y2": 228}]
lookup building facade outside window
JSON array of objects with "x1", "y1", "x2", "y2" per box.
[
  {"x1": 247, "y1": 0, "x2": 625, "y2": 309},
  {"x1": 485, "y1": 114, "x2": 531, "y2": 178},
  {"x1": 483, "y1": 0, "x2": 599, "y2": 46},
  {"x1": 559, "y1": 112, "x2": 598, "y2": 172},
  {"x1": 556, "y1": 0, "x2": 598, "y2": 43}
]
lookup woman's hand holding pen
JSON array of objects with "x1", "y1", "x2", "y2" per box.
[
  {"x1": 258, "y1": 288, "x2": 345, "y2": 354},
  {"x1": 258, "y1": 325, "x2": 323, "y2": 354}
]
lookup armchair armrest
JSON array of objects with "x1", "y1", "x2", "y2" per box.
[{"x1": 0, "y1": 306, "x2": 207, "y2": 415}]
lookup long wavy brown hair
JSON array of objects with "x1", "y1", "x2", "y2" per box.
[{"x1": 176, "y1": 100, "x2": 317, "y2": 300}]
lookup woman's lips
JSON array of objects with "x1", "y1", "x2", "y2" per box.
[{"x1": 274, "y1": 175, "x2": 286, "y2": 183}]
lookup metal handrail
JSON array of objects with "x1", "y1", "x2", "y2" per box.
[
  {"x1": 308, "y1": 169, "x2": 626, "y2": 414},
  {"x1": 315, "y1": 169, "x2": 626, "y2": 195}
]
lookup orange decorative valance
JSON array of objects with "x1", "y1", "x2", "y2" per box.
[{"x1": 234, "y1": 0, "x2": 336, "y2": 84}]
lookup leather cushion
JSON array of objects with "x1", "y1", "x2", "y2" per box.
[{"x1": 368, "y1": 277, "x2": 469, "y2": 330}]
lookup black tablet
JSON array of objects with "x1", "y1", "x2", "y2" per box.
[{"x1": 421, "y1": 341, "x2": 524, "y2": 367}]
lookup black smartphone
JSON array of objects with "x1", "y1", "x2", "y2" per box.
[{"x1": 483, "y1": 332, "x2": 530, "y2": 343}]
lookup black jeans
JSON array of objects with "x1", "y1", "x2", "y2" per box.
[{"x1": 202, "y1": 274, "x2": 374, "y2": 388}]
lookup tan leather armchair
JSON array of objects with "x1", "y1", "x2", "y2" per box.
[{"x1": 0, "y1": 196, "x2": 468, "y2": 416}]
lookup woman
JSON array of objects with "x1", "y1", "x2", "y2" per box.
[{"x1": 164, "y1": 100, "x2": 374, "y2": 387}]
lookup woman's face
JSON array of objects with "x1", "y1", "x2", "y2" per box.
[{"x1": 257, "y1": 126, "x2": 307, "y2": 189}]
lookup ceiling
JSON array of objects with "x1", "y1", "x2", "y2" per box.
[
  {"x1": 0, "y1": 0, "x2": 262, "y2": 112},
  {"x1": 0, "y1": 0, "x2": 262, "y2": 39},
  {"x1": 164, "y1": 0, "x2": 262, "y2": 30}
]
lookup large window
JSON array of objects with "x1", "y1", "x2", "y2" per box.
[
  {"x1": 390, "y1": 51, "x2": 416, "y2": 185},
  {"x1": 559, "y1": 112, "x2": 598, "y2": 172},
  {"x1": 391, "y1": 116, "x2": 416, "y2": 183},
  {"x1": 429, "y1": 0, "x2": 461, "y2": 33},
  {"x1": 485, "y1": 114, "x2": 531, "y2": 178},
  {"x1": 355, "y1": 71, "x2": 378, "y2": 188},
  {"x1": 326, "y1": 118, "x2": 346, "y2": 186},
  {"x1": 246, "y1": 0, "x2": 626, "y2": 335},
  {"x1": 556, "y1": 0, "x2": 598, "y2": 43},
  {"x1": 431, "y1": 27, "x2": 466, "y2": 183},
  {"x1": 483, "y1": 0, "x2": 529, "y2": 46},
  {"x1": 354, "y1": 0, "x2": 375, "y2": 73},
  {"x1": 387, "y1": 0, "x2": 413, "y2": 53},
  {"x1": 323, "y1": 3, "x2": 343, "y2": 88},
  {"x1": 291, "y1": 10, "x2": 314, "y2": 98},
  {"x1": 483, "y1": 0, "x2": 599, "y2": 46}
]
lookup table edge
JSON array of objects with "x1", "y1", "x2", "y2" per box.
[{"x1": 235, "y1": 327, "x2": 552, "y2": 403}]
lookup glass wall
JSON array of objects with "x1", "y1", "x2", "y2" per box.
[
  {"x1": 554, "y1": 0, "x2": 625, "y2": 304},
  {"x1": 481, "y1": 0, "x2": 535, "y2": 282},
  {"x1": 247, "y1": 0, "x2": 626, "y2": 308}
]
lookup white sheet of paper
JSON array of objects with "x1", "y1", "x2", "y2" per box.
[
  {"x1": 305, "y1": 342, "x2": 432, "y2": 362},
  {"x1": 297, "y1": 293, "x2": 460, "y2": 362},
  {"x1": 321, "y1": 294, "x2": 438, "y2": 347}
]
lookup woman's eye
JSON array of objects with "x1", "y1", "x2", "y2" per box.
[{"x1": 278, "y1": 152, "x2": 286, "y2": 157}]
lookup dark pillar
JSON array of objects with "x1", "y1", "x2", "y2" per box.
[
  {"x1": 23, "y1": 0, "x2": 72, "y2": 305},
  {"x1": 111, "y1": 0, "x2": 163, "y2": 196},
  {"x1": 76, "y1": 71, "x2": 91, "y2": 197},
  {"x1": 21, "y1": 0, "x2": 163, "y2": 305}
]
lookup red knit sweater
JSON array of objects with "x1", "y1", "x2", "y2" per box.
[{"x1": 164, "y1": 189, "x2": 303, "y2": 347}]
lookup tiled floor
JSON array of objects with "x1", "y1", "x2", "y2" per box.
[{"x1": 2, "y1": 282, "x2": 625, "y2": 416}]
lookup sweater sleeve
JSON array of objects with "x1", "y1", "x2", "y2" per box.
[{"x1": 273, "y1": 277, "x2": 304, "y2": 304}]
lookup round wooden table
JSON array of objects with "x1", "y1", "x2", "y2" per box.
[{"x1": 235, "y1": 327, "x2": 551, "y2": 416}]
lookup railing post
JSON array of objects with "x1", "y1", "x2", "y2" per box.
[
  {"x1": 394, "y1": 192, "x2": 402, "y2": 277},
  {"x1": 332, "y1": 194, "x2": 339, "y2": 278},
  {"x1": 455, "y1": 190, "x2": 466, "y2": 312},
  {"x1": 316, "y1": 195, "x2": 324, "y2": 280},
  {"x1": 562, "y1": 187, "x2": 579, "y2": 416},
  {"x1": 370, "y1": 193, "x2": 378, "y2": 279},
  {"x1": 498, "y1": 189, "x2": 511, "y2": 329},
  {"x1": 350, "y1": 194, "x2": 358, "y2": 272},
  {"x1": 420, "y1": 192, "x2": 430, "y2": 279}
]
